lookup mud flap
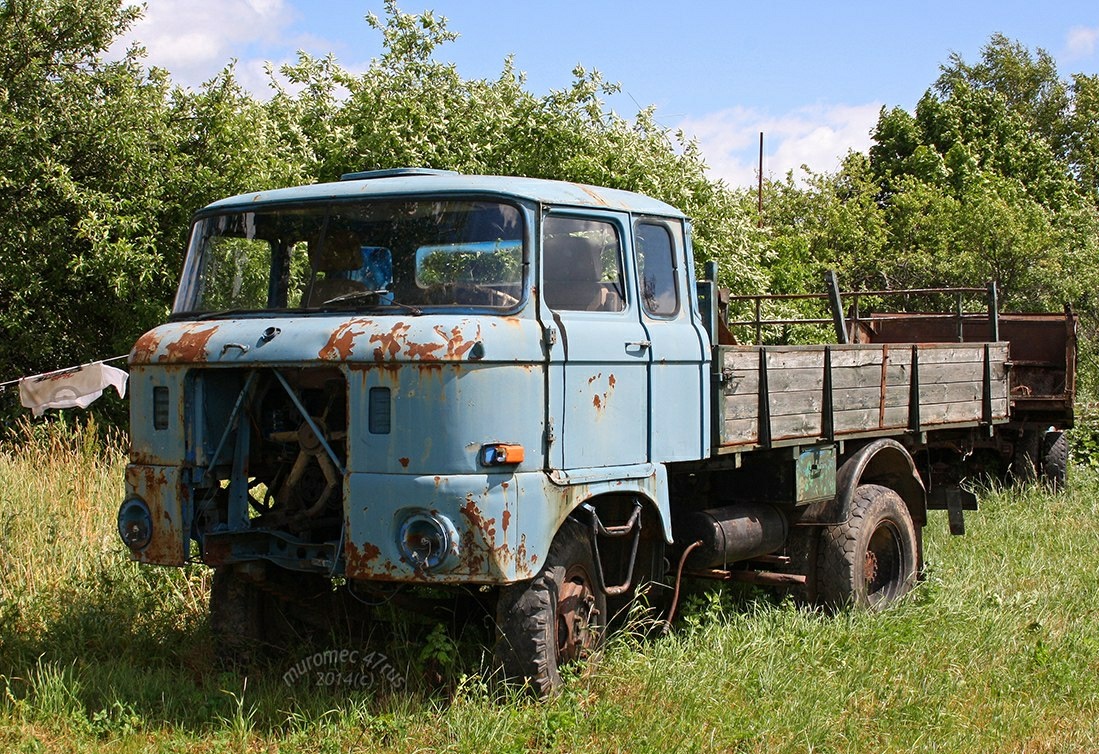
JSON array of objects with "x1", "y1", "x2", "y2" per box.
[{"x1": 926, "y1": 486, "x2": 978, "y2": 535}]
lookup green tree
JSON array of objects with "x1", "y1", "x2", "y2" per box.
[
  {"x1": 267, "y1": 0, "x2": 767, "y2": 294},
  {"x1": 1066, "y1": 73, "x2": 1099, "y2": 204},
  {"x1": 0, "y1": 0, "x2": 302, "y2": 426},
  {"x1": 0, "y1": 0, "x2": 171, "y2": 386},
  {"x1": 862, "y1": 35, "x2": 1099, "y2": 313},
  {"x1": 935, "y1": 33, "x2": 1070, "y2": 157}
]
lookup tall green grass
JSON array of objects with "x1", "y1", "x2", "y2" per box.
[{"x1": 1, "y1": 420, "x2": 1097, "y2": 752}]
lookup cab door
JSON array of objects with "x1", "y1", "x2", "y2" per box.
[
  {"x1": 540, "y1": 211, "x2": 649, "y2": 470},
  {"x1": 634, "y1": 218, "x2": 709, "y2": 461}
]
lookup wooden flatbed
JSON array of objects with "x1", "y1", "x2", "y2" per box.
[{"x1": 716, "y1": 342, "x2": 1009, "y2": 451}]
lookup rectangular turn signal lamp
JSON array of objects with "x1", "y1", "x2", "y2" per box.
[{"x1": 479, "y1": 443, "x2": 525, "y2": 467}]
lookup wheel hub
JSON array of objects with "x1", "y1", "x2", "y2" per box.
[
  {"x1": 556, "y1": 569, "x2": 598, "y2": 664},
  {"x1": 864, "y1": 549, "x2": 879, "y2": 584}
]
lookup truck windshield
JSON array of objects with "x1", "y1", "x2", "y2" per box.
[{"x1": 172, "y1": 198, "x2": 525, "y2": 316}]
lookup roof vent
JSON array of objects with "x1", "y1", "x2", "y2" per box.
[{"x1": 339, "y1": 167, "x2": 459, "y2": 181}]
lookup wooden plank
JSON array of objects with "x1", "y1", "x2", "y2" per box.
[
  {"x1": 717, "y1": 342, "x2": 1010, "y2": 447},
  {"x1": 720, "y1": 343, "x2": 1005, "y2": 370},
  {"x1": 721, "y1": 351, "x2": 1006, "y2": 394},
  {"x1": 725, "y1": 377, "x2": 1005, "y2": 421},
  {"x1": 721, "y1": 398, "x2": 1011, "y2": 447}
]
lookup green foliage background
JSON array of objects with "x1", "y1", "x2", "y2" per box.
[{"x1": 2, "y1": 1, "x2": 1098, "y2": 419}]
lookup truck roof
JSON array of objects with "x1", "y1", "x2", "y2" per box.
[{"x1": 200, "y1": 169, "x2": 687, "y2": 218}]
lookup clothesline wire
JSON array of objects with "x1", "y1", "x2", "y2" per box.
[{"x1": 0, "y1": 355, "x2": 128, "y2": 390}]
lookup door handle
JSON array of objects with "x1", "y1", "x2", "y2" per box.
[{"x1": 625, "y1": 340, "x2": 651, "y2": 350}]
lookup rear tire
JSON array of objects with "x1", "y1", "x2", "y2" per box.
[
  {"x1": 817, "y1": 485, "x2": 918, "y2": 610},
  {"x1": 1040, "y1": 431, "x2": 1068, "y2": 491},
  {"x1": 1011, "y1": 430, "x2": 1041, "y2": 483},
  {"x1": 493, "y1": 518, "x2": 606, "y2": 696}
]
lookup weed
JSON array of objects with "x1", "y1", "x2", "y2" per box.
[{"x1": 2, "y1": 424, "x2": 1099, "y2": 751}]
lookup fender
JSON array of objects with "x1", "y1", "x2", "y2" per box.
[
  {"x1": 546, "y1": 462, "x2": 673, "y2": 544},
  {"x1": 836, "y1": 439, "x2": 927, "y2": 526}
]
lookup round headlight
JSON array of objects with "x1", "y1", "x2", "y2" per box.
[
  {"x1": 118, "y1": 498, "x2": 153, "y2": 550},
  {"x1": 397, "y1": 512, "x2": 459, "y2": 571}
]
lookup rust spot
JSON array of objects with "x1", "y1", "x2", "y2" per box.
[
  {"x1": 516, "y1": 534, "x2": 529, "y2": 573},
  {"x1": 130, "y1": 330, "x2": 162, "y2": 364},
  {"x1": 398, "y1": 457, "x2": 410, "y2": 468},
  {"x1": 162, "y1": 325, "x2": 218, "y2": 363},
  {"x1": 128, "y1": 449, "x2": 159, "y2": 466},
  {"x1": 202, "y1": 538, "x2": 232, "y2": 567},
  {"x1": 593, "y1": 395, "x2": 602, "y2": 410},
  {"x1": 574, "y1": 183, "x2": 611, "y2": 207},
  {"x1": 406, "y1": 339, "x2": 444, "y2": 360},
  {"x1": 608, "y1": 374, "x2": 616, "y2": 388},
  {"x1": 320, "y1": 319, "x2": 370, "y2": 360},
  {"x1": 439, "y1": 324, "x2": 482, "y2": 360},
  {"x1": 502, "y1": 509, "x2": 511, "y2": 532},
  {"x1": 370, "y1": 321, "x2": 410, "y2": 361},
  {"x1": 344, "y1": 540, "x2": 384, "y2": 579},
  {"x1": 124, "y1": 465, "x2": 184, "y2": 566},
  {"x1": 460, "y1": 497, "x2": 497, "y2": 541}
]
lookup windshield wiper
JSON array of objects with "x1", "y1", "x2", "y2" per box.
[
  {"x1": 172, "y1": 308, "x2": 262, "y2": 321},
  {"x1": 319, "y1": 289, "x2": 423, "y2": 316}
]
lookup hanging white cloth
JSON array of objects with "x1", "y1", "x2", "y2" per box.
[{"x1": 18, "y1": 361, "x2": 129, "y2": 417}]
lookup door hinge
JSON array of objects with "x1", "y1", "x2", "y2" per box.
[
  {"x1": 543, "y1": 326, "x2": 557, "y2": 347},
  {"x1": 545, "y1": 417, "x2": 556, "y2": 446}
]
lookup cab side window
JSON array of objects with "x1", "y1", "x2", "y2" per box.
[
  {"x1": 636, "y1": 222, "x2": 679, "y2": 317},
  {"x1": 543, "y1": 216, "x2": 626, "y2": 312}
]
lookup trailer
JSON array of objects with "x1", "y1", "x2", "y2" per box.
[{"x1": 117, "y1": 170, "x2": 1075, "y2": 695}]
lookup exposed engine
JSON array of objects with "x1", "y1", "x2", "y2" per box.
[{"x1": 192, "y1": 368, "x2": 348, "y2": 548}]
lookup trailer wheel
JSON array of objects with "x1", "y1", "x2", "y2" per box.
[
  {"x1": 1040, "y1": 430, "x2": 1068, "y2": 491},
  {"x1": 817, "y1": 485, "x2": 918, "y2": 610},
  {"x1": 493, "y1": 518, "x2": 606, "y2": 696}
]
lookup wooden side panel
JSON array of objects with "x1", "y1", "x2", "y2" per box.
[{"x1": 718, "y1": 343, "x2": 1009, "y2": 449}]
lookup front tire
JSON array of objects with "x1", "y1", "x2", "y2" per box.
[
  {"x1": 493, "y1": 518, "x2": 606, "y2": 695},
  {"x1": 817, "y1": 485, "x2": 918, "y2": 610},
  {"x1": 210, "y1": 565, "x2": 332, "y2": 663}
]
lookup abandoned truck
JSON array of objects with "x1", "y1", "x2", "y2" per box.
[{"x1": 118, "y1": 169, "x2": 1074, "y2": 694}]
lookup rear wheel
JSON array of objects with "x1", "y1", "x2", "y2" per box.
[
  {"x1": 817, "y1": 485, "x2": 918, "y2": 610},
  {"x1": 1040, "y1": 430, "x2": 1068, "y2": 491},
  {"x1": 1011, "y1": 430, "x2": 1041, "y2": 483},
  {"x1": 493, "y1": 518, "x2": 606, "y2": 696}
]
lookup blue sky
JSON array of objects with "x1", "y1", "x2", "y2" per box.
[{"x1": 120, "y1": 1, "x2": 1099, "y2": 187}]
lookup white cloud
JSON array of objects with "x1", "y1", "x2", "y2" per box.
[
  {"x1": 1066, "y1": 25, "x2": 1099, "y2": 58},
  {"x1": 113, "y1": 0, "x2": 296, "y2": 87},
  {"x1": 678, "y1": 103, "x2": 882, "y2": 188}
]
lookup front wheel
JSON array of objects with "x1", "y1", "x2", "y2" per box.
[
  {"x1": 493, "y1": 518, "x2": 606, "y2": 696},
  {"x1": 210, "y1": 565, "x2": 333, "y2": 663},
  {"x1": 817, "y1": 484, "x2": 919, "y2": 610}
]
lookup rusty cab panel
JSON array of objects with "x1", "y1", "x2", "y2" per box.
[{"x1": 121, "y1": 172, "x2": 707, "y2": 585}]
